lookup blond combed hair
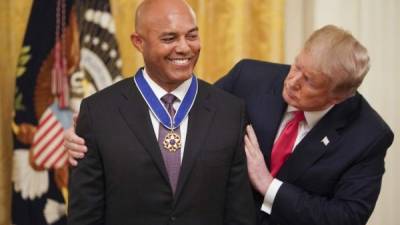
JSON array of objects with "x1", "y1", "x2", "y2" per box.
[{"x1": 304, "y1": 25, "x2": 370, "y2": 96}]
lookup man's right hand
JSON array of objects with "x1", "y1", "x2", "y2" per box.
[{"x1": 64, "y1": 114, "x2": 87, "y2": 166}]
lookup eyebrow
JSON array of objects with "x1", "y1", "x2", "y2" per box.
[
  {"x1": 159, "y1": 32, "x2": 176, "y2": 37},
  {"x1": 159, "y1": 27, "x2": 199, "y2": 37},
  {"x1": 188, "y1": 27, "x2": 199, "y2": 33}
]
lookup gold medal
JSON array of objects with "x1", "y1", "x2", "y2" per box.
[
  {"x1": 135, "y1": 73, "x2": 197, "y2": 153},
  {"x1": 163, "y1": 130, "x2": 181, "y2": 152}
]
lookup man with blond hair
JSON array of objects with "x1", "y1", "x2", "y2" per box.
[
  {"x1": 217, "y1": 25, "x2": 393, "y2": 225},
  {"x1": 66, "y1": 21, "x2": 393, "y2": 225}
]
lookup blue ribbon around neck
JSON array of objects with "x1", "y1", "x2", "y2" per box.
[{"x1": 134, "y1": 69, "x2": 198, "y2": 130}]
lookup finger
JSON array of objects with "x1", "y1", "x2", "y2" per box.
[
  {"x1": 71, "y1": 134, "x2": 85, "y2": 145},
  {"x1": 244, "y1": 144, "x2": 251, "y2": 157},
  {"x1": 65, "y1": 128, "x2": 85, "y2": 145},
  {"x1": 68, "y1": 149, "x2": 85, "y2": 159},
  {"x1": 68, "y1": 156, "x2": 78, "y2": 166},
  {"x1": 244, "y1": 135, "x2": 256, "y2": 157},
  {"x1": 244, "y1": 145, "x2": 256, "y2": 167},
  {"x1": 244, "y1": 145, "x2": 249, "y2": 158},
  {"x1": 246, "y1": 125, "x2": 260, "y2": 149},
  {"x1": 246, "y1": 125, "x2": 259, "y2": 148},
  {"x1": 244, "y1": 135, "x2": 253, "y2": 150},
  {"x1": 64, "y1": 141, "x2": 87, "y2": 153}
]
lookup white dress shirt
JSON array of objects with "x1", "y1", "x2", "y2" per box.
[
  {"x1": 261, "y1": 105, "x2": 333, "y2": 214},
  {"x1": 142, "y1": 69, "x2": 191, "y2": 161}
]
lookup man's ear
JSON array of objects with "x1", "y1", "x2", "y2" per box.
[{"x1": 131, "y1": 32, "x2": 144, "y2": 52}]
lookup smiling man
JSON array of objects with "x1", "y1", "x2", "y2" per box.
[
  {"x1": 67, "y1": 0, "x2": 256, "y2": 224},
  {"x1": 65, "y1": 9, "x2": 393, "y2": 225},
  {"x1": 132, "y1": 0, "x2": 200, "y2": 91}
]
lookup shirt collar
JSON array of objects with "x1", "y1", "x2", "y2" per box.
[
  {"x1": 142, "y1": 68, "x2": 192, "y2": 102},
  {"x1": 287, "y1": 105, "x2": 333, "y2": 128}
]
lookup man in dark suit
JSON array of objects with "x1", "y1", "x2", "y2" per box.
[
  {"x1": 66, "y1": 19, "x2": 393, "y2": 225},
  {"x1": 67, "y1": 0, "x2": 256, "y2": 224},
  {"x1": 215, "y1": 25, "x2": 393, "y2": 225}
]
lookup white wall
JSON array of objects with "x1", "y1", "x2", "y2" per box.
[{"x1": 285, "y1": 1, "x2": 400, "y2": 224}]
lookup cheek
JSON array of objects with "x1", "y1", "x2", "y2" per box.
[
  {"x1": 190, "y1": 44, "x2": 201, "y2": 54},
  {"x1": 154, "y1": 44, "x2": 174, "y2": 56},
  {"x1": 283, "y1": 76, "x2": 291, "y2": 89},
  {"x1": 296, "y1": 89, "x2": 318, "y2": 103},
  {"x1": 286, "y1": 72, "x2": 295, "y2": 81},
  {"x1": 305, "y1": 91, "x2": 329, "y2": 106}
]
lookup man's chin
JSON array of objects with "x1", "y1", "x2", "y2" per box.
[
  {"x1": 165, "y1": 72, "x2": 193, "y2": 84},
  {"x1": 171, "y1": 67, "x2": 195, "y2": 78},
  {"x1": 283, "y1": 92, "x2": 299, "y2": 108}
]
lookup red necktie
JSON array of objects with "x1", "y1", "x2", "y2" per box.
[{"x1": 270, "y1": 111, "x2": 305, "y2": 177}]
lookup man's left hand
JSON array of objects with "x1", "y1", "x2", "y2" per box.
[{"x1": 244, "y1": 125, "x2": 274, "y2": 196}]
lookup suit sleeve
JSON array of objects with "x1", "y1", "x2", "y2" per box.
[
  {"x1": 224, "y1": 100, "x2": 257, "y2": 225},
  {"x1": 68, "y1": 99, "x2": 105, "y2": 225},
  {"x1": 270, "y1": 128, "x2": 394, "y2": 225}
]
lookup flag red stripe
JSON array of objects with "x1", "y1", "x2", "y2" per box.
[
  {"x1": 53, "y1": 150, "x2": 67, "y2": 168},
  {"x1": 32, "y1": 119, "x2": 59, "y2": 147},
  {"x1": 38, "y1": 111, "x2": 52, "y2": 126},
  {"x1": 39, "y1": 137, "x2": 65, "y2": 168},
  {"x1": 33, "y1": 126, "x2": 63, "y2": 159}
]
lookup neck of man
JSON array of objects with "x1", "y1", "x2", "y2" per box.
[
  {"x1": 150, "y1": 77, "x2": 182, "y2": 93},
  {"x1": 160, "y1": 83, "x2": 181, "y2": 93}
]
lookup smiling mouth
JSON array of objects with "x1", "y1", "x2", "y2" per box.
[
  {"x1": 287, "y1": 92, "x2": 296, "y2": 100},
  {"x1": 168, "y1": 58, "x2": 192, "y2": 66}
]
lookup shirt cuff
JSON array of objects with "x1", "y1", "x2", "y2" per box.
[{"x1": 261, "y1": 178, "x2": 283, "y2": 214}]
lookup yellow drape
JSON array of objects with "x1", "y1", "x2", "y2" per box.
[
  {"x1": 0, "y1": 1, "x2": 284, "y2": 224},
  {"x1": 189, "y1": 0, "x2": 285, "y2": 82},
  {"x1": 0, "y1": 1, "x2": 33, "y2": 224},
  {"x1": 112, "y1": 0, "x2": 285, "y2": 82}
]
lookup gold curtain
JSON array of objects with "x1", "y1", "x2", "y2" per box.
[
  {"x1": 0, "y1": 1, "x2": 284, "y2": 224},
  {"x1": 189, "y1": 0, "x2": 285, "y2": 82},
  {"x1": 111, "y1": 0, "x2": 285, "y2": 82},
  {"x1": 0, "y1": 1, "x2": 33, "y2": 224}
]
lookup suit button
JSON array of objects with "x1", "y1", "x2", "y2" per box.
[{"x1": 170, "y1": 216, "x2": 176, "y2": 221}]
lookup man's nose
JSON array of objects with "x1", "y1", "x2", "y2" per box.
[
  {"x1": 176, "y1": 38, "x2": 190, "y2": 53},
  {"x1": 288, "y1": 72, "x2": 302, "y2": 90}
]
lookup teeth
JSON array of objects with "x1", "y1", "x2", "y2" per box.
[{"x1": 170, "y1": 58, "x2": 190, "y2": 65}]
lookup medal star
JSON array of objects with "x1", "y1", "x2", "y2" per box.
[{"x1": 163, "y1": 131, "x2": 181, "y2": 152}]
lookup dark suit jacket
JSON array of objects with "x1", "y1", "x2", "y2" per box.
[
  {"x1": 215, "y1": 59, "x2": 394, "y2": 225},
  {"x1": 68, "y1": 75, "x2": 256, "y2": 225}
]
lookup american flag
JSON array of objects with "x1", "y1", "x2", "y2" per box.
[
  {"x1": 11, "y1": 0, "x2": 122, "y2": 224},
  {"x1": 31, "y1": 107, "x2": 67, "y2": 169}
]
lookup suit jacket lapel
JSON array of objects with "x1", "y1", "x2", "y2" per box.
[
  {"x1": 174, "y1": 82, "x2": 215, "y2": 201},
  {"x1": 276, "y1": 118, "x2": 340, "y2": 182},
  {"x1": 277, "y1": 94, "x2": 361, "y2": 182},
  {"x1": 118, "y1": 77, "x2": 170, "y2": 184},
  {"x1": 247, "y1": 76, "x2": 287, "y2": 169}
]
